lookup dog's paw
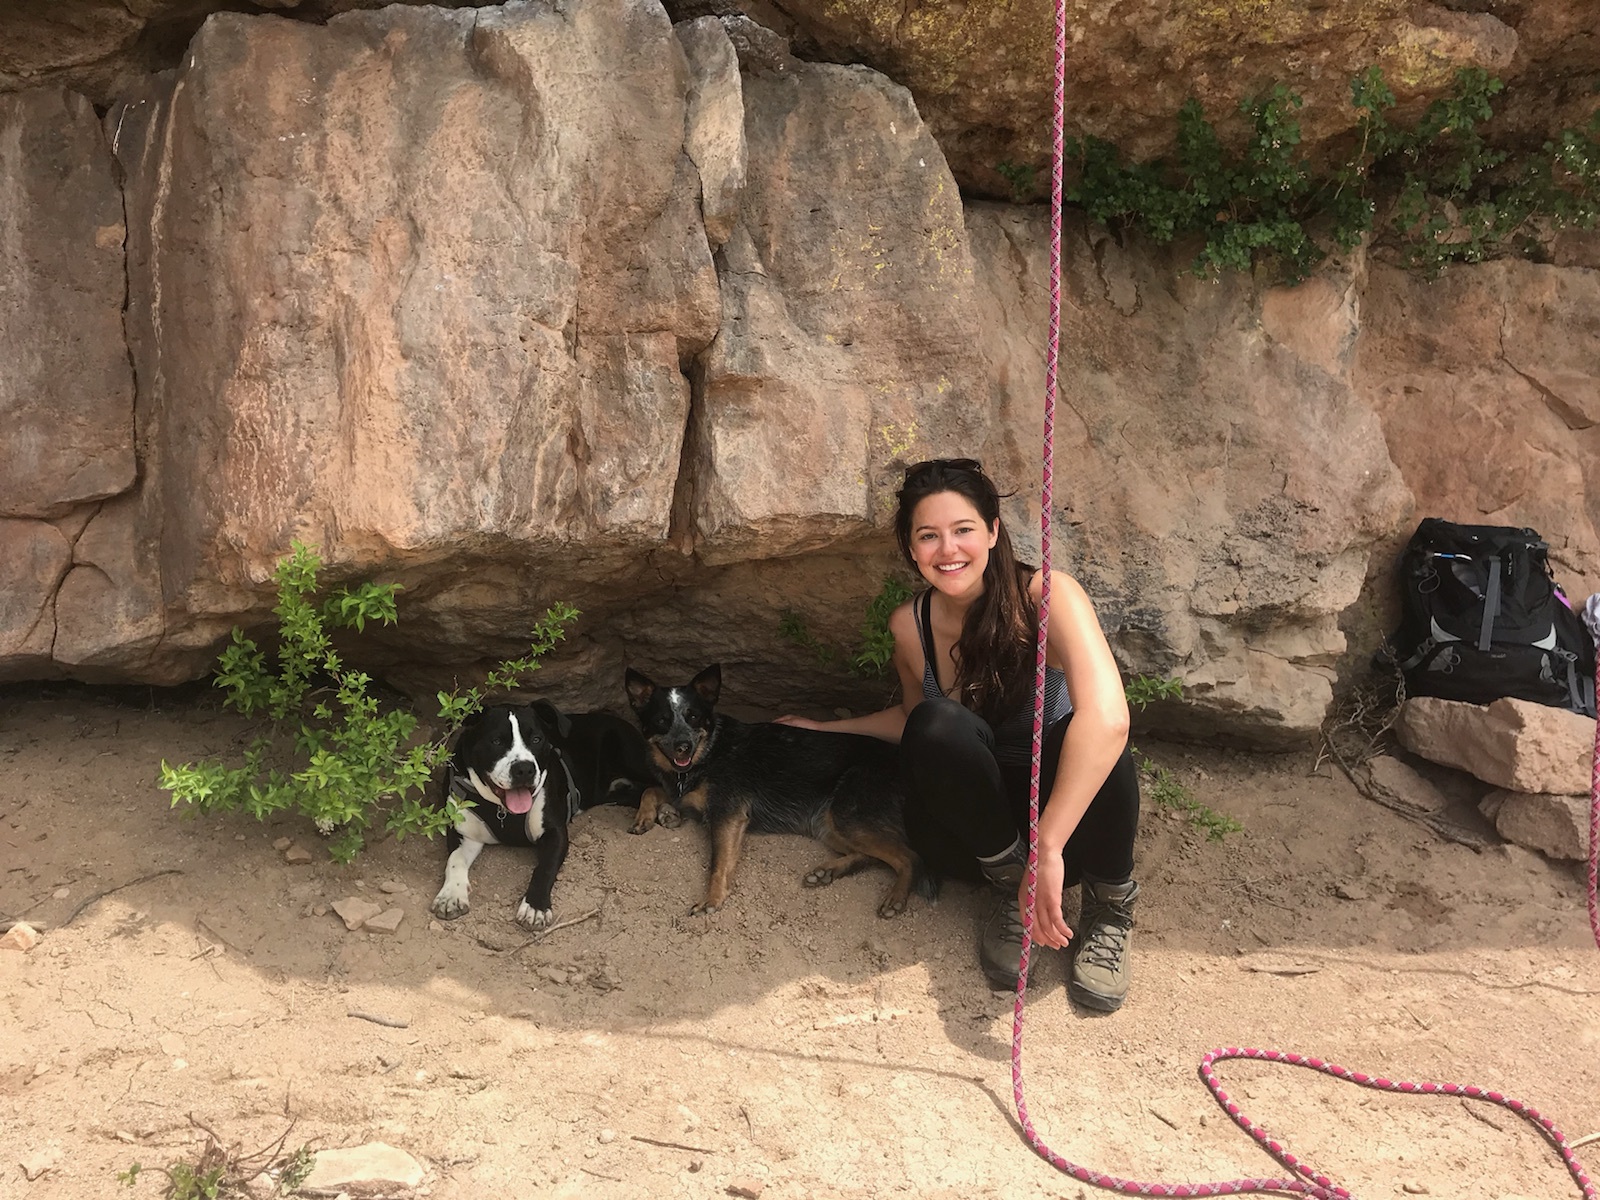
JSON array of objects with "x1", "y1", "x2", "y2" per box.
[
  {"x1": 877, "y1": 893, "x2": 910, "y2": 919},
  {"x1": 431, "y1": 883, "x2": 470, "y2": 921},
  {"x1": 687, "y1": 900, "x2": 721, "y2": 916},
  {"x1": 655, "y1": 805, "x2": 683, "y2": 829},
  {"x1": 516, "y1": 901, "x2": 553, "y2": 930},
  {"x1": 628, "y1": 816, "x2": 653, "y2": 835},
  {"x1": 802, "y1": 867, "x2": 835, "y2": 888}
]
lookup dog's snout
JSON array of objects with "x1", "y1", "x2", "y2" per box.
[{"x1": 507, "y1": 759, "x2": 540, "y2": 787}]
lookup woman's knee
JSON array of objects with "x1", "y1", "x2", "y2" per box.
[{"x1": 902, "y1": 697, "x2": 989, "y2": 753}]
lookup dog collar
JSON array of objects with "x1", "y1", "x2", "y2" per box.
[{"x1": 445, "y1": 749, "x2": 582, "y2": 823}]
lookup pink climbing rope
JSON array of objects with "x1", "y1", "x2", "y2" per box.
[{"x1": 1009, "y1": 0, "x2": 1600, "y2": 1193}]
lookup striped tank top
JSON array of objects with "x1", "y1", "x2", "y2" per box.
[{"x1": 914, "y1": 588, "x2": 1071, "y2": 765}]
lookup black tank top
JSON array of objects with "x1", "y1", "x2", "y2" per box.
[{"x1": 912, "y1": 589, "x2": 1071, "y2": 765}]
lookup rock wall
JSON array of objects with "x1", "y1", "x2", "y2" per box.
[{"x1": 1, "y1": 0, "x2": 1597, "y2": 746}]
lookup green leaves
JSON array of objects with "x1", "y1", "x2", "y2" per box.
[
  {"x1": 159, "y1": 543, "x2": 579, "y2": 862},
  {"x1": 1052, "y1": 68, "x2": 1599, "y2": 281}
]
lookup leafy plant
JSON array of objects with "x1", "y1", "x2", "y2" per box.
[
  {"x1": 851, "y1": 575, "x2": 915, "y2": 678},
  {"x1": 1050, "y1": 67, "x2": 1599, "y2": 280},
  {"x1": 778, "y1": 608, "x2": 837, "y2": 667},
  {"x1": 160, "y1": 541, "x2": 578, "y2": 861},
  {"x1": 1138, "y1": 752, "x2": 1243, "y2": 841},
  {"x1": 1124, "y1": 673, "x2": 1183, "y2": 710},
  {"x1": 119, "y1": 1116, "x2": 313, "y2": 1198}
]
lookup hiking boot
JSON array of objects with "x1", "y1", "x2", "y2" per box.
[
  {"x1": 978, "y1": 856, "x2": 1027, "y2": 991},
  {"x1": 1069, "y1": 876, "x2": 1139, "y2": 1012}
]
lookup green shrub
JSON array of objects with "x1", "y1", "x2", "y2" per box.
[
  {"x1": 160, "y1": 541, "x2": 577, "y2": 861},
  {"x1": 1054, "y1": 68, "x2": 1598, "y2": 280}
]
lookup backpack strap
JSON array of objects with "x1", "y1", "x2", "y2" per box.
[
  {"x1": 916, "y1": 590, "x2": 943, "y2": 693},
  {"x1": 1477, "y1": 555, "x2": 1502, "y2": 651}
]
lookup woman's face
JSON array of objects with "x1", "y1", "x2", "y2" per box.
[{"x1": 908, "y1": 490, "x2": 998, "y2": 602}]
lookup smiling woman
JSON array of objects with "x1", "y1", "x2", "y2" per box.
[{"x1": 778, "y1": 458, "x2": 1142, "y2": 1007}]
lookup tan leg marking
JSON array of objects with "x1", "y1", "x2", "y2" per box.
[{"x1": 691, "y1": 810, "x2": 748, "y2": 914}]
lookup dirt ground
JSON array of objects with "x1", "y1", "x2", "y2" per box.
[{"x1": 2, "y1": 684, "x2": 1598, "y2": 1200}]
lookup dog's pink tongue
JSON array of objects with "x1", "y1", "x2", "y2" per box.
[{"x1": 504, "y1": 788, "x2": 533, "y2": 814}]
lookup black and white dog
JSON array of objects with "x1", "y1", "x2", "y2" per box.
[{"x1": 430, "y1": 702, "x2": 650, "y2": 929}]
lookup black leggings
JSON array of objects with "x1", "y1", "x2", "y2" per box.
[{"x1": 899, "y1": 697, "x2": 1140, "y2": 886}]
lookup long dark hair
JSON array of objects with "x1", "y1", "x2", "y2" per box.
[{"x1": 894, "y1": 458, "x2": 1036, "y2": 723}]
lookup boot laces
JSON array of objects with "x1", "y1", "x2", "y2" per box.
[{"x1": 1078, "y1": 902, "x2": 1132, "y2": 970}]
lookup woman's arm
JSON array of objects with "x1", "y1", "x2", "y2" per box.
[
  {"x1": 774, "y1": 601, "x2": 923, "y2": 744},
  {"x1": 1023, "y1": 569, "x2": 1132, "y2": 950}
]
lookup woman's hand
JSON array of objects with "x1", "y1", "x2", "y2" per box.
[
  {"x1": 1020, "y1": 848, "x2": 1074, "y2": 951},
  {"x1": 773, "y1": 714, "x2": 824, "y2": 730}
]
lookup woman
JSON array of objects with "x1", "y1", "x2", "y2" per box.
[{"x1": 780, "y1": 459, "x2": 1141, "y2": 1008}]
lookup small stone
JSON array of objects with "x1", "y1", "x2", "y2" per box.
[
  {"x1": 284, "y1": 845, "x2": 314, "y2": 864},
  {"x1": 273, "y1": 837, "x2": 292, "y2": 851},
  {"x1": 235, "y1": 834, "x2": 246, "y2": 842},
  {"x1": 1334, "y1": 882, "x2": 1369, "y2": 901},
  {"x1": 332, "y1": 897, "x2": 384, "y2": 931},
  {"x1": 1402, "y1": 1183, "x2": 1430, "y2": 1195},
  {"x1": 298, "y1": 1142, "x2": 425, "y2": 1194},
  {"x1": 688, "y1": 1160, "x2": 703, "y2": 1173},
  {"x1": 598, "y1": 1129, "x2": 616, "y2": 1144},
  {"x1": 727, "y1": 1178, "x2": 765, "y2": 1199},
  {"x1": 312, "y1": 904, "x2": 329, "y2": 918},
  {"x1": 365, "y1": 908, "x2": 405, "y2": 934},
  {"x1": 537, "y1": 966, "x2": 569, "y2": 986},
  {"x1": 379, "y1": 880, "x2": 406, "y2": 894},
  {"x1": 19, "y1": 1149, "x2": 59, "y2": 1181},
  {"x1": 428, "y1": 920, "x2": 443, "y2": 933},
  {"x1": 51, "y1": 887, "x2": 70, "y2": 900},
  {"x1": 1, "y1": 922, "x2": 41, "y2": 952}
]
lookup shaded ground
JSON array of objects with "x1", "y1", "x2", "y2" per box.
[{"x1": 2, "y1": 685, "x2": 1597, "y2": 1199}]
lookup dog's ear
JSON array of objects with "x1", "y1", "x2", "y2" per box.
[
  {"x1": 690, "y1": 663, "x2": 722, "y2": 706},
  {"x1": 529, "y1": 699, "x2": 572, "y2": 740},
  {"x1": 624, "y1": 667, "x2": 655, "y2": 712}
]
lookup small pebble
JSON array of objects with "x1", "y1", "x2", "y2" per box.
[
  {"x1": 52, "y1": 887, "x2": 70, "y2": 899},
  {"x1": 727, "y1": 1179, "x2": 765, "y2": 1199},
  {"x1": 273, "y1": 837, "x2": 292, "y2": 851},
  {"x1": 598, "y1": 1129, "x2": 616, "y2": 1144},
  {"x1": 380, "y1": 881, "x2": 406, "y2": 894},
  {"x1": 284, "y1": 845, "x2": 314, "y2": 864},
  {"x1": 234, "y1": 834, "x2": 246, "y2": 842},
  {"x1": 1402, "y1": 1184, "x2": 1430, "y2": 1195},
  {"x1": 1335, "y1": 882, "x2": 1369, "y2": 901}
]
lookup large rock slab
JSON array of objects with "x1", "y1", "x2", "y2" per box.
[
  {"x1": 690, "y1": 39, "x2": 989, "y2": 565},
  {"x1": 111, "y1": 0, "x2": 717, "y2": 657},
  {"x1": 1487, "y1": 790, "x2": 1593, "y2": 861},
  {"x1": 1356, "y1": 261, "x2": 1600, "y2": 603},
  {"x1": 1396, "y1": 695, "x2": 1596, "y2": 795},
  {"x1": 752, "y1": 0, "x2": 1533, "y2": 198},
  {"x1": 0, "y1": 520, "x2": 73, "y2": 679},
  {"x1": 967, "y1": 206, "x2": 1410, "y2": 745},
  {"x1": 300, "y1": 1141, "x2": 425, "y2": 1197},
  {"x1": 0, "y1": 87, "x2": 134, "y2": 520}
]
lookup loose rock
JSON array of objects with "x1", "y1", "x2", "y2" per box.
[
  {"x1": 1488, "y1": 790, "x2": 1591, "y2": 860},
  {"x1": 19, "y1": 1148, "x2": 59, "y2": 1181},
  {"x1": 379, "y1": 881, "x2": 406, "y2": 894},
  {"x1": 727, "y1": 1179, "x2": 765, "y2": 1199},
  {"x1": 284, "y1": 845, "x2": 314, "y2": 864},
  {"x1": 1334, "y1": 882, "x2": 1369, "y2": 901},
  {"x1": 1, "y1": 922, "x2": 41, "y2": 951},
  {"x1": 364, "y1": 908, "x2": 405, "y2": 934},
  {"x1": 297, "y1": 1141, "x2": 425, "y2": 1196},
  {"x1": 332, "y1": 897, "x2": 384, "y2": 931},
  {"x1": 272, "y1": 837, "x2": 291, "y2": 851},
  {"x1": 1396, "y1": 696, "x2": 1594, "y2": 794}
]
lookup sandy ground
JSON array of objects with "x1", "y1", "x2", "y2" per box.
[{"x1": 2, "y1": 684, "x2": 1598, "y2": 1200}]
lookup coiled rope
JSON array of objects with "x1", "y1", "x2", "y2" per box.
[{"x1": 1012, "y1": 0, "x2": 1600, "y2": 1193}]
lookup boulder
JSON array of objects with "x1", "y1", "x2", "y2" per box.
[
  {"x1": 676, "y1": 18, "x2": 746, "y2": 249},
  {"x1": 1488, "y1": 790, "x2": 1593, "y2": 861},
  {"x1": 0, "y1": 87, "x2": 134, "y2": 520},
  {"x1": 1396, "y1": 696, "x2": 1596, "y2": 795},
  {"x1": 966, "y1": 207, "x2": 1409, "y2": 745},
  {"x1": 0, "y1": 520, "x2": 73, "y2": 680},
  {"x1": 1365, "y1": 754, "x2": 1457, "y2": 814}
]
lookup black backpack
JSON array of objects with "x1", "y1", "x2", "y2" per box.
[{"x1": 1381, "y1": 518, "x2": 1596, "y2": 717}]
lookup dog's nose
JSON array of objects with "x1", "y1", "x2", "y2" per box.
[
  {"x1": 508, "y1": 760, "x2": 540, "y2": 787},
  {"x1": 674, "y1": 742, "x2": 693, "y2": 757}
]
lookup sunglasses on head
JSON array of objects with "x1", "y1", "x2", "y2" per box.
[{"x1": 903, "y1": 457, "x2": 984, "y2": 481}]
